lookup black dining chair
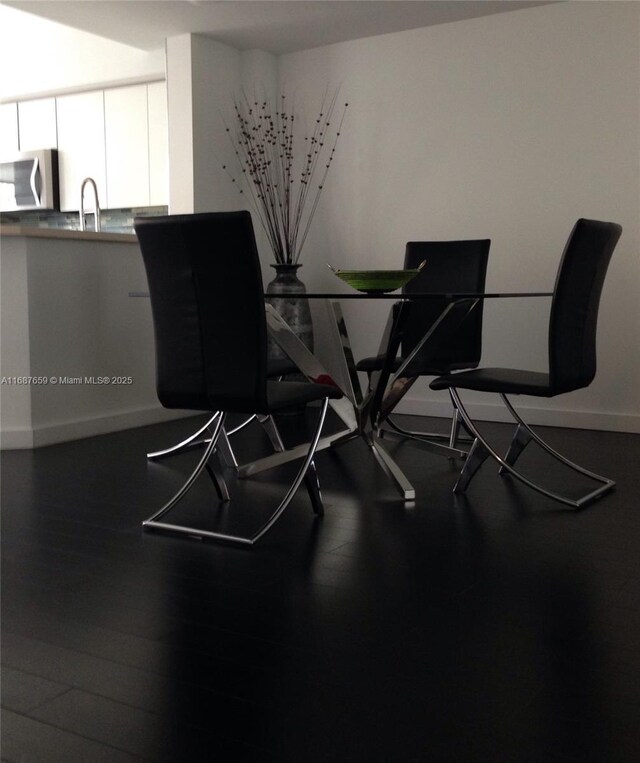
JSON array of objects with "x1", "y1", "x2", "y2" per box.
[
  {"x1": 430, "y1": 218, "x2": 622, "y2": 508},
  {"x1": 144, "y1": 355, "x2": 298, "y2": 466},
  {"x1": 134, "y1": 211, "x2": 343, "y2": 545},
  {"x1": 356, "y1": 239, "x2": 490, "y2": 451}
]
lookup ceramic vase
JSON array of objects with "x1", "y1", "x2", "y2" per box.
[{"x1": 265, "y1": 263, "x2": 314, "y2": 361}]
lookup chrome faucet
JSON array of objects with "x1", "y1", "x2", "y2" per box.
[{"x1": 79, "y1": 177, "x2": 101, "y2": 232}]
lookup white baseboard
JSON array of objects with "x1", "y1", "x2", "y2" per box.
[
  {"x1": 392, "y1": 395, "x2": 640, "y2": 434},
  {"x1": 1, "y1": 406, "x2": 201, "y2": 450},
  {"x1": 2, "y1": 396, "x2": 637, "y2": 451},
  {"x1": 0, "y1": 426, "x2": 34, "y2": 450}
]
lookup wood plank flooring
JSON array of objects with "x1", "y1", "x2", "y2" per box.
[{"x1": 2, "y1": 411, "x2": 640, "y2": 762}]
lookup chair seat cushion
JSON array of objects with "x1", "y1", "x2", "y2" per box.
[
  {"x1": 266, "y1": 379, "x2": 343, "y2": 411},
  {"x1": 356, "y1": 355, "x2": 477, "y2": 376},
  {"x1": 430, "y1": 368, "x2": 555, "y2": 397}
]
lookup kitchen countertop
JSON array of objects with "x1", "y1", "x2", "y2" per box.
[{"x1": 0, "y1": 224, "x2": 138, "y2": 243}]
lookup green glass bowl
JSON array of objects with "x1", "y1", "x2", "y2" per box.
[{"x1": 333, "y1": 268, "x2": 421, "y2": 294}]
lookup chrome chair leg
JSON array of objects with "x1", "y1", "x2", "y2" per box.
[
  {"x1": 498, "y1": 422, "x2": 532, "y2": 472},
  {"x1": 204, "y1": 455, "x2": 230, "y2": 502},
  {"x1": 225, "y1": 414, "x2": 257, "y2": 436},
  {"x1": 219, "y1": 415, "x2": 284, "y2": 470},
  {"x1": 304, "y1": 460, "x2": 324, "y2": 516},
  {"x1": 147, "y1": 412, "x2": 284, "y2": 474},
  {"x1": 143, "y1": 399, "x2": 332, "y2": 545},
  {"x1": 448, "y1": 389, "x2": 615, "y2": 508},
  {"x1": 216, "y1": 428, "x2": 238, "y2": 470},
  {"x1": 249, "y1": 398, "x2": 331, "y2": 543},
  {"x1": 499, "y1": 394, "x2": 615, "y2": 491},
  {"x1": 450, "y1": 407, "x2": 469, "y2": 449},
  {"x1": 453, "y1": 437, "x2": 490, "y2": 493},
  {"x1": 146, "y1": 414, "x2": 238, "y2": 485},
  {"x1": 143, "y1": 413, "x2": 226, "y2": 530},
  {"x1": 146, "y1": 413, "x2": 219, "y2": 460},
  {"x1": 257, "y1": 415, "x2": 286, "y2": 452}
]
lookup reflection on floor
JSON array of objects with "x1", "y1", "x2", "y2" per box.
[{"x1": 2, "y1": 411, "x2": 640, "y2": 762}]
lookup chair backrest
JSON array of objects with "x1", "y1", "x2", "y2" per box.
[
  {"x1": 549, "y1": 218, "x2": 622, "y2": 394},
  {"x1": 401, "y1": 239, "x2": 491, "y2": 371},
  {"x1": 134, "y1": 211, "x2": 270, "y2": 413}
]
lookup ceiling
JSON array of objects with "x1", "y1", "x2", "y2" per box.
[{"x1": 2, "y1": 1, "x2": 552, "y2": 53}]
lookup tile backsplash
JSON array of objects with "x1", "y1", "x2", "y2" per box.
[{"x1": 0, "y1": 206, "x2": 168, "y2": 234}]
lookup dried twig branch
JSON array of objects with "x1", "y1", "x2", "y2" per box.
[{"x1": 222, "y1": 91, "x2": 348, "y2": 264}]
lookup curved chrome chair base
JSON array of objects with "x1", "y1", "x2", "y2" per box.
[
  {"x1": 225, "y1": 414, "x2": 258, "y2": 437},
  {"x1": 146, "y1": 413, "x2": 285, "y2": 474},
  {"x1": 146, "y1": 414, "x2": 219, "y2": 460},
  {"x1": 449, "y1": 390, "x2": 615, "y2": 508},
  {"x1": 382, "y1": 409, "x2": 473, "y2": 452},
  {"x1": 378, "y1": 422, "x2": 467, "y2": 460},
  {"x1": 142, "y1": 399, "x2": 331, "y2": 545}
]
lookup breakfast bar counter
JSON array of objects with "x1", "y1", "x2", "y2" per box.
[
  {"x1": 0, "y1": 224, "x2": 138, "y2": 244},
  {"x1": 0, "y1": 226, "x2": 189, "y2": 450}
]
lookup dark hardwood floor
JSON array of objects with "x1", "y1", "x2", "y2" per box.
[{"x1": 2, "y1": 410, "x2": 640, "y2": 762}]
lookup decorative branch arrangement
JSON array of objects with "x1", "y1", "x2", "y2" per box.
[{"x1": 222, "y1": 91, "x2": 348, "y2": 264}]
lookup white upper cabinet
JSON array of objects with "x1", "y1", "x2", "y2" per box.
[
  {"x1": 18, "y1": 98, "x2": 57, "y2": 151},
  {"x1": 56, "y1": 91, "x2": 107, "y2": 212},
  {"x1": 18, "y1": 81, "x2": 168, "y2": 211},
  {"x1": 147, "y1": 81, "x2": 169, "y2": 207},
  {"x1": 104, "y1": 84, "x2": 150, "y2": 209},
  {"x1": 0, "y1": 102, "x2": 19, "y2": 157}
]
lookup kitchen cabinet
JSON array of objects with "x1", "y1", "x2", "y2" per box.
[
  {"x1": 104, "y1": 84, "x2": 150, "y2": 209},
  {"x1": 18, "y1": 97, "x2": 57, "y2": 151},
  {"x1": 56, "y1": 91, "x2": 107, "y2": 212},
  {"x1": 1, "y1": 227, "x2": 163, "y2": 449},
  {"x1": 20, "y1": 82, "x2": 168, "y2": 212},
  {"x1": 55, "y1": 82, "x2": 167, "y2": 211},
  {"x1": 0, "y1": 102, "x2": 19, "y2": 156},
  {"x1": 147, "y1": 81, "x2": 168, "y2": 206},
  {"x1": 104, "y1": 82, "x2": 168, "y2": 208}
]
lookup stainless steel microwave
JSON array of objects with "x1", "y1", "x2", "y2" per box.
[{"x1": 0, "y1": 149, "x2": 60, "y2": 212}]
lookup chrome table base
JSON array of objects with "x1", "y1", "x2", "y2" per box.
[{"x1": 256, "y1": 300, "x2": 476, "y2": 501}]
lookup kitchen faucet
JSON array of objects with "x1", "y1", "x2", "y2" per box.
[{"x1": 79, "y1": 177, "x2": 101, "y2": 232}]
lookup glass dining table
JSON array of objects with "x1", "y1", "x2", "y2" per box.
[
  {"x1": 261, "y1": 290, "x2": 553, "y2": 500},
  {"x1": 130, "y1": 289, "x2": 552, "y2": 500}
]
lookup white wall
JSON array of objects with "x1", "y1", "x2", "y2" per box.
[
  {"x1": 277, "y1": 1, "x2": 640, "y2": 432},
  {"x1": 191, "y1": 37, "x2": 242, "y2": 214},
  {"x1": 165, "y1": 35, "x2": 196, "y2": 214},
  {"x1": 165, "y1": 35, "x2": 278, "y2": 274},
  {"x1": 0, "y1": 5, "x2": 165, "y2": 101}
]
